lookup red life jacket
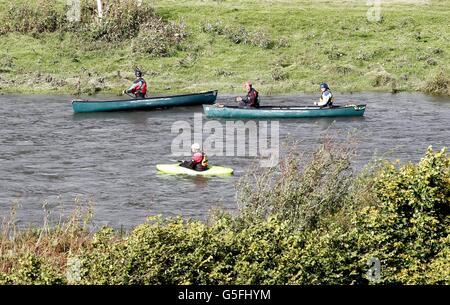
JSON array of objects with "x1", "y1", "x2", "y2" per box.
[
  {"x1": 134, "y1": 78, "x2": 147, "y2": 95},
  {"x1": 192, "y1": 152, "x2": 208, "y2": 170},
  {"x1": 246, "y1": 88, "x2": 259, "y2": 107}
]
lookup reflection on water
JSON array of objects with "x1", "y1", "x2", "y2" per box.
[{"x1": 0, "y1": 92, "x2": 449, "y2": 228}]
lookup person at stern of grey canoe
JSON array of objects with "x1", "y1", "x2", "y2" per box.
[{"x1": 314, "y1": 82, "x2": 333, "y2": 108}]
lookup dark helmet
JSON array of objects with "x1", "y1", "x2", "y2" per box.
[
  {"x1": 135, "y1": 68, "x2": 142, "y2": 78},
  {"x1": 320, "y1": 82, "x2": 329, "y2": 90}
]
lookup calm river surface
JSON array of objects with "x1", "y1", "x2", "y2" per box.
[{"x1": 0, "y1": 93, "x2": 449, "y2": 229}]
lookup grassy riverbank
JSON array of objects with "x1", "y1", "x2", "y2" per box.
[
  {"x1": 1, "y1": 142, "x2": 449, "y2": 284},
  {"x1": 0, "y1": 0, "x2": 449, "y2": 96}
]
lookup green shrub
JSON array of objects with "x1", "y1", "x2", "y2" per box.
[
  {"x1": 0, "y1": 0, "x2": 66, "y2": 34},
  {"x1": 201, "y1": 20, "x2": 287, "y2": 49},
  {"x1": 201, "y1": 20, "x2": 225, "y2": 35},
  {"x1": 80, "y1": 0, "x2": 156, "y2": 42},
  {"x1": 425, "y1": 235, "x2": 450, "y2": 284},
  {"x1": 132, "y1": 20, "x2": 186, "y2": 57},
  {"x1": 349, "y1": 147, "x2": 450, "y2": 283},
  {"x1": 324, "y1": 45, "x2": 346, "y2": 60},
  {"x1": 331, "y1": 64, "x2": 354, "y2": 76},
  {"x1": 366, "y1": 66, "x2": 395, "y2": 87},
  {"x1": 0, "y1": 0, "x2": 187, "y2": 52},
  {"x1": 270, "y1": 66, "x2": 288, "y2": 81},
  {"x1": 421, "y1": 70, "x2": 450, "y2": 95},
  {"x1": 77, "y1": 216, "x2": 331, "y2": 284},
  {"x1": 236, "y1": 137, "x2": 356, "y2": 230},
  {"x1": 78, "y1": 227, "x2": 128, "y2": 284},
  {"x1": 0, "y1": 54, "x2": 14, "y2": 72},
  {"x1": 7, "y1": 253, "x2": 65, "y2": 285}
]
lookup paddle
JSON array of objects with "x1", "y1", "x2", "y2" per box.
[
  {"x1": 123, "y1": 91, "x2": 134, "y2": 99},
  {"x1": 122, "y1": 90, "x2": 149, "y2": 99},
  {"x1": 214, "y1": 97, "x2": 241, "y2": 107}
]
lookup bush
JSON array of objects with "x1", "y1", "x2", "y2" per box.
[
  {"x1": 132, "y1": 19, "x2": 187, "y2": 57},
  {"x1": 0, "y1": 0, "x2": 66, "y2": 34},
  {"x1": 78, "y1": 227, "x2": 128, "y2": 284},
  {"x1": 236, "y1": 136, "x2": 356, "y2": 230},
  {"x1": 78, "y1": 217, "x2": 238, "y2": 284},
  {"x1": 7, "y1": 253, "x2": 65, "y2": 284},
  {"x1": 201, "y1": 20, "x2": 225, "y2": 35},
  {"x1": 0, "y1": 200, "x2": 93, "y2": 284},
  {"x1": 331, "y1": 64, "x2": 354, "y2": 76},
  {"x1": 201, "y1": 20, "x2": 287, "y2": 49},
  {"x1": 80, "y1": 0, "x2": 156, "y2": 42},
  {"x1": 0, "y1": 0, "x2": 187, "y2": 53},
  {"x1": 425, "y1": 235, "x2": 450, "y2": 284},
  {"x1": 78, "y1": 216, "x2": 333, "y2": 284},
  {"x1": 324, "y1": 45, "x2": 346, "y2": 60},
  {"x1": 270, "y1": 66, "x2": 288, "y2": 81},
  {"x1": 349, "y1": 146, "x2": 450, "y2": 283},
  {"x1": 0, "y1": 54, "x2": 14, "y2": 72},
  {"x1": 366, "y1": 66, "x2": 395, "y2": 87},
  {"x1": 421, "y1": 70, "x2": 450, "y2": 95}
]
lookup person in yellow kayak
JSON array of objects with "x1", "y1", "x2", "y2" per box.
[
  {"x1": 180, "y1": 143, "x2": 209, "y2": 171},
  {"x1": 314, "y1": 82, "x2": 333, "y2": 108},
  {"x1": 236, "y1": 81, "x2": 259, "y2": 108},
  {"x1": 123, "y1": 68, "x2": 147, "y2": 99}
]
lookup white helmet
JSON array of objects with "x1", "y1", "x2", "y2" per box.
[{"x1": 191, "y1": 143, "x2": 201, "y2": 152}]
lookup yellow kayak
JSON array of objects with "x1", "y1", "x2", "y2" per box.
[{"x1": 156, "y1": 164, "x2": 234, "y2": 176}]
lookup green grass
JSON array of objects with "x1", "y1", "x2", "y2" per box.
[{"x1": 0, "y1": 0, "x2": 449, "y2": 95}]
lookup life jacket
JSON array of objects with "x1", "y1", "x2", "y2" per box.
[
  {"x1": 320, "y1": 90, "x2": 333, "y2": 106},
  {"x1": 201, "y1": 153, "x2": 208, "y2": 168},
  {"x1": 134, "y1": 77, "x2": 147, "y2": 95},
  {"x1": 192, "y1": 152, "x2": 208, "y2": 170},
  {"x1": 246, "y1": 88, "x2": 259, "y2": 107}
]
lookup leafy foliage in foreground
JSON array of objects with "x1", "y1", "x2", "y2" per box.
[{"x1": 0, "y1": 144, "x2": 448, "y2": 284}]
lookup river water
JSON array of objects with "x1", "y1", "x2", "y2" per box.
[{"x1": 0, "y1": 92, "x2": 449, "y2": 229}]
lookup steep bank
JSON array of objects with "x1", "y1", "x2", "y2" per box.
[{"x1": 0, "y1": 0, "x2": 449, "y2": 96}]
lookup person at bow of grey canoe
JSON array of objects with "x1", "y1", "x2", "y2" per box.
[
  {"x1": 236, "y1": 80, "x2": 259, "y2": 108},
  {"x1": 123, "y1": 68, "x2": 147, "y2": 99},
  {"x1": 315, "y1": 82, "x2": 333, "y2": 108}
]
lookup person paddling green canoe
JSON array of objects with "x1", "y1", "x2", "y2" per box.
[
  {"x1": 314, "y1": 82, "x2": 333, "y2": 108},
  {"x1": 236, "y1": 80, "x2": 259, "y2": 108},
  {"x1": 123, "y1": 68, "x2": 147, "y2": 99}
]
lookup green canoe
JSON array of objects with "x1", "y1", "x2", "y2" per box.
[
  {"x1": 203, "y1": 104, "x2": 366, "y2": 119},
  {"x1": 156, "y1": 164, "x2": 234, "y2": 176},
  {"x1": 72, "y1": 90, "x2": 218, "y2": 113}
]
